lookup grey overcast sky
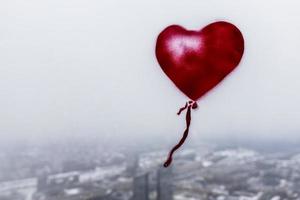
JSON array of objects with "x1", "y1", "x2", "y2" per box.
[{"x1": 1, "y1": 0, "x2": 300, "y2": 143}]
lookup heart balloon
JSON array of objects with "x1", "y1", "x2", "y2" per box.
[
  {"x1": 155, "y1": 21, "x2": 244, "y2": 101},
  {"x1": 155, "y1": 21, "x2": 244, "y2": 167}
]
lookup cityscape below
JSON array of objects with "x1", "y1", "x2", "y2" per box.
[{"x1": 1, "y1": 137, "x2": 300, "y2": 200}]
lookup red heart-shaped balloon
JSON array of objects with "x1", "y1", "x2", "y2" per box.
[{"x1": 155, "y1": 21, "x2": 244, "y2": 101}]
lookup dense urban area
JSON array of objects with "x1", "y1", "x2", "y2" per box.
[{"x1": 1, "y1": 138, "x2": 300, "y2": 200}]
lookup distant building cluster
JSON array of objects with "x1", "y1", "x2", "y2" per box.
[{"x1": 1, "y1": 143, "x2": 300, "y2": 200}]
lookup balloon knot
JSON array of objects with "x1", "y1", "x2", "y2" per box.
[
  {"x1": 177, "y1": 100, "x2": 197, "y2": 115},
  {"x1": 191, "y1": 101, "x2": 198, "y2": 109}
]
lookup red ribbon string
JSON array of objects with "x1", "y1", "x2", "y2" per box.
[
  {"x1": 177, "y1": 102, "x2": 188, "y2": 115},
  {"x1": 164, "y1": 101, "x2": 198, "y2": 167}
]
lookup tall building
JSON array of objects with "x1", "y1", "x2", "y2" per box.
[
  {"x1": 37, "y1": 174, "x2": 48, "y2": 191},
  {"x1": 157, "y1": 166, "x2": 173, "y2": 200},
  {"x1": 125, "y1": 154, "x2": 139, "y2": 177},
  {"x1": 132, "y1": 173, "x2": 149, "y2": 200}
]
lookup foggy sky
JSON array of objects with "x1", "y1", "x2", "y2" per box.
[{"x1": 1, "y1": 0, "x2": 300, "y2": 144}]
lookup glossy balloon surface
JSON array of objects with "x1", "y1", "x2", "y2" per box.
[{"x1": 156, "y1": 21, "x2": 244, "y2": 100}]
